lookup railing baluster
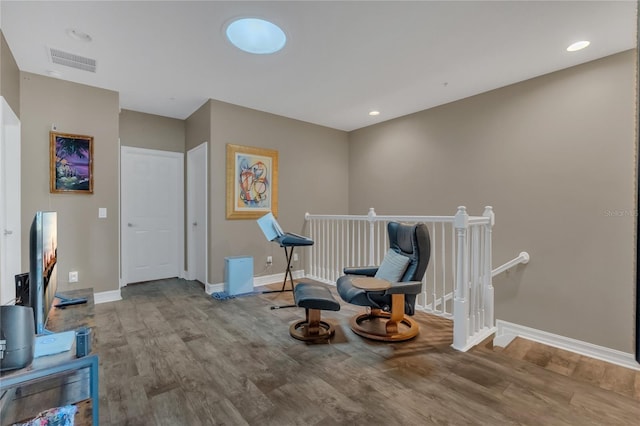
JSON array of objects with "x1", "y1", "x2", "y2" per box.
[
  {"x1": 368, "y1": 208, "x2": 376, "y2": 265},
  {"x1": 483, "y1": 206, "x2": 495, "y2": 329},
  {"x1": 471, "y1": 225, "x2": 479, "y2": 334},
  {"x1": 441, "y1": 222, "x2": 446, "y2": 315}
]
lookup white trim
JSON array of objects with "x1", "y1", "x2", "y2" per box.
[
  {"x1": 120, "y1": 146, "x2": 184, "y2": 285},
  {"x1": 205, "y1": 282, "x2": 223, "y2": 294},
  {"x1": 117, "y1": 137, "x2": 122, "y2": 288},
  {"x1": 253, "y1": 269, "x2": 305, "y2": 287},
  {"x1": 0, "y1": 97, "x2": 21, "y2": 305},
  {"x1": 94, "y1": 289, "x2": 122, "y2": 304},
  {"x1": 204, "y1": 269, "x2": 306, "y2": 294},
  {"x1": 186, "y1": 142, "x2": 208, "y2": 284},
  {"x1": 494, "y1": 320, "x2": 640, "y2": 371},
  {"x1": 121, "y1": 146, "x2": 184, "y2": 159}
]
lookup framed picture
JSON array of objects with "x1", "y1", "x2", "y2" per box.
[
  {"x1": 226, "y1": 143, "x2": 278, "y2": 219},
  {"x1": 50, "y1": 131, "x2": 94, "y2": 194}
]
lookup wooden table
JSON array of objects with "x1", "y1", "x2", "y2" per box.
[
  {"x1": 351, "y1": 277, "x2": 391, "y2": 291},
  {"x1": 0, "y1": 288, "x2": 98, "y2": 426}
]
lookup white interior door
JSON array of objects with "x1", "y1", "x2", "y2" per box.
[
  {"x1": 187, "y1": 142, "x2": 208, "y2": 285},
  {"x1": 121, "y1": 147, "x2": 183, "y2": 285},
  {"x1": 0, "y1": 97, "x2": 21, "y2": 305}
]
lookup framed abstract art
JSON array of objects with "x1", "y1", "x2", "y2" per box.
[{"x1": 226, "y1": 143, "x2": 278, "y2": 219}]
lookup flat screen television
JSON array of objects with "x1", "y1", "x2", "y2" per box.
[{"x1": 29, "y1": 211, "x2": 58, "y2": 335}]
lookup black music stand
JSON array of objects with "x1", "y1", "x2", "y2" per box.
[{"x1": 257, "y1": 213, "x2": 314, "y2": 309}]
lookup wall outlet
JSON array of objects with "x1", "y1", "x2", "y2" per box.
[
  {"x1": 69, "y1": 271, "x2": 79, "y2": 283},
  {"x1": 266, "y1": 256, "x2": 273, "y2": 265},
  {"x1": 293, "y1": 253, "x2": 299, "y2": 262}
]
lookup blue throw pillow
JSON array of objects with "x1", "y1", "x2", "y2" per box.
[{"x1": 374, "y1": 249, "x2": 410, "y2": 282}]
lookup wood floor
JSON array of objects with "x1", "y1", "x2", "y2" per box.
[{"x1": 94, "y1": 278, "x2": 640, "y2": 425}]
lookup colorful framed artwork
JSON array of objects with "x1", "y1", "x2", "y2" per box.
[
  {"x1": 226, "y1": 143, "x2": 278, "y2": 219},
  {"x1": 50, "y1": 131, "x2": 94, "y2": 194}
]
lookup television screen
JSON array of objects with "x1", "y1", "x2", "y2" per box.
[{"x1": 29, "y1": 211, "x2": 57, "y2": 334}]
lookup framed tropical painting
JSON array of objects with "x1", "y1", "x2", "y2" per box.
[
  {"x1": 50, "y1": 131, "x2": 94, "y2": 194},
  {"x1": 226, "y1": 143, "x2": 278, "y2": 219}
]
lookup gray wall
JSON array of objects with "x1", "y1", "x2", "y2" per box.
[
  {"x1": 186, "y1": 99, "x2": 349, "y2": 284},
  {"x1": 1, "y1": 30, "x2": 19, "y2": 117},
  {"x1": 119, "y1": 109, "x2": 185, "y2": 152},
  {"x1": 349, "y1": 50, "x2": 636, "y2": 353},
  {"x1": 20, "y1": 72, "x2": 120, "y2": 294}
]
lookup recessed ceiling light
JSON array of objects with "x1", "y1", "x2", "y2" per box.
[
  {"x1": 369, "y1": 110, "x2": 380, "y2": 116},
  {"x1": 226, "y1": 18, "x2": 286, "y2": 54},
  {"x1": 66, "y1": 28, "x2": 92, "y2": 42},
  {"x1": 567, "y1": 41, "x2": 590, "y2": 52}
]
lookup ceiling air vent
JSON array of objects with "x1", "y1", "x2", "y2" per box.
[{"x1": 49, "y1": 48, "x2": 96, "y2": 73}]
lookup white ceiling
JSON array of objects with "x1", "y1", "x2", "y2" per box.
[{"x1": 1, "y1": 1, "x2": 636, "y2": 131}]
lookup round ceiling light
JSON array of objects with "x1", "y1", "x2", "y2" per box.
[
  {"x1": 226, "y1": 18, "x2": 286, "y2": 54},
  {"x1": 369, "y1": 110, "x2": 380, "y2": 116},
  {"x1": 567, "y1": 41, "x2": 590, "y2": 52}
]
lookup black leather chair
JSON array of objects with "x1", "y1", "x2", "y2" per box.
[{"x1": 336, "y1": 222, "x2": 431, "y2": 341}]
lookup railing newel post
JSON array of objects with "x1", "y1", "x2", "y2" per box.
[
  {"x1": 453, "y1": 206, "x2": 469, "y2": 350},
  {"x1": 482, "y1": 206, "x2": 494, "y2": 330}
]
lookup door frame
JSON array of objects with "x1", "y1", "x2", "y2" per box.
[
  {"x1": 120, "y1": 146, "x2": 184, "y2": 287},
  {"x1": 0, "y1": 97, "x2": 21, "y2": 304},
  {"x1": 186, "y1": 142, "x2": 208, "y2": 284}
]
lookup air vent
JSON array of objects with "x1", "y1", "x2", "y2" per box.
[{"x1": 49, "y1": 48, "x2": 96, "y2": 73}]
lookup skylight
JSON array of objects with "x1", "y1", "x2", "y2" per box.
[{"x1": 226, "y1": 18, "x2": 286, "y2": 54}]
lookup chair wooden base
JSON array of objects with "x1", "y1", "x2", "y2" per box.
[
  {"x1": 349, "y1": 294, "x2": 419, "y2": 342},
  {"x1": 289, "y1": 308, "x2": 335, "y2": 341},
  {"x1": 349, "y1": 312, "x2": 419, "y2": 342}
]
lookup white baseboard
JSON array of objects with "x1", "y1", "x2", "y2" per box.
[
  {"x1": 494, "y1": 320, "x2": 640, "y2": 371},
  {"x1": 204, "y1": 269, "x2": 306, "y2": 295},
  {"x1": 253, "y1": 269, "x2": 305, "y2": 287},
  {"x1": 94, "y1": 289, "x2": 122, "y2": 304},
  {"x1": 205, "y1": 282, "x2": 223, "y2": 294}
]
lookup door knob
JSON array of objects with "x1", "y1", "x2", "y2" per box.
[
  {"x1": 3, "y1": 230, "x2": 13, "y2": 236},
  {"x1": 127, "y1": 223, "x2": 134, "y2": 227},
  {"x1": 192, "y1": 222, "x2": 198, "y2": 226}
]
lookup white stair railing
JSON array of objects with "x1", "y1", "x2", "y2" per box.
[{"x1": 303, "y1": 206, "x2": 496, "y2": 351}]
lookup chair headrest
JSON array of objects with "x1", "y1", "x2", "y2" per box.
[{"x1": 387, "y1": 222, "x2": 431, "y2": 282}]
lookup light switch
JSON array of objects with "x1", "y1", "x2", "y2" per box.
[{"x1": 98, "y1": 208, "x2": 107, "y2": 218}]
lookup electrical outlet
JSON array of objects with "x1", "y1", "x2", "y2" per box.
[
  {"x1": 69, "y1": 271, "x2": 79, "y2": 283},
  {"x1": 266, "y1": 256, "x2": 273, "y2": 265},
  {"x1": 293, "y1": 253, "x2": 299, "y2": 262}
]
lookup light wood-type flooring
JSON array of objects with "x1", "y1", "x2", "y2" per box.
[{"x1": 94, "y1": 278, "x2": 640, "y2": 425}]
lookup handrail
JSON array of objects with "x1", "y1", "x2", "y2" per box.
[
  {"x1": 492, "y1": 252, "x2": 530, "y2": 277},
  {"x1": 305, "y1": 212, "x2": 460, "y2": 223}
]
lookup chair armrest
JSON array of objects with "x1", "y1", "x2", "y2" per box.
[
  {"x1": 385, "y1": 281, "x2": 423, "y2": 295},
  {"x1": 343, "y1": 266, "x2": 378, "y2": 276}
]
